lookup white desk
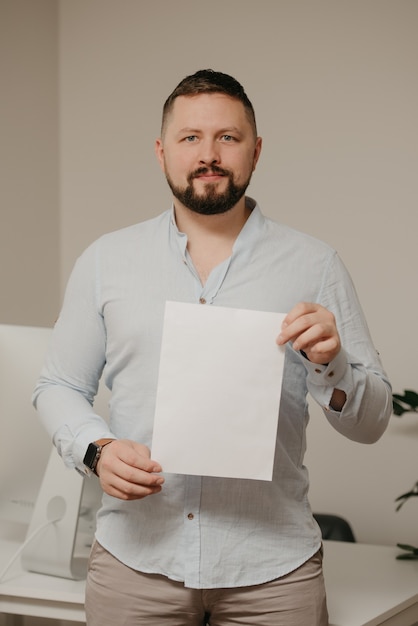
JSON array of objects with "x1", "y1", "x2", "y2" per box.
[
  {"x1": 323, "y1": 541, "x2": 418, "y2": 626},
  {"x1": 1, "y1": 539, "x2": 418, "y2": 625},
  {"x1": 0, "y1": 539, "x2": 84, "y2": 623}
]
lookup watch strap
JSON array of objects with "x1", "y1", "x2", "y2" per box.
[{"x1": 95, "y1": 438, "x2": 116, "y2": 448}]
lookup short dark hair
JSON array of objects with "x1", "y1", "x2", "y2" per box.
[{"x1": 161, "y1": 69, "x2": 257, "y2": 137}]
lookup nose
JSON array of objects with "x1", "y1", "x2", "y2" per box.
[{"x1": 198, "y1": 139, "x2": 220, "y2": 166}]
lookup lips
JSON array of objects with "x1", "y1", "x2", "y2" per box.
[{"x1": 195, "y1": 173, "x2": 225, "y2": 181}]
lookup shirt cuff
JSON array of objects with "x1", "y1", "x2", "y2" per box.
[
  {"x1": 302, "y1": 348, "x2": 348, "y2": 388},
  {"x1": 53, "y1": 424, "x2": 116, "y2": 477}
]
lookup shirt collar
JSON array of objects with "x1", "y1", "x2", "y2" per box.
[{"x1": 169, "y1": 196, "x2": 264, "y2": 253}]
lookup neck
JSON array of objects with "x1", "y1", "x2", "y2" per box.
[{"x1": 173, "y1": 198, "x2": 251, "y2": 285}]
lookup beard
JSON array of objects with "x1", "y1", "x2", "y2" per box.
[{"x1": 165, "y1": 165, "x2": 251, "y2": 216}]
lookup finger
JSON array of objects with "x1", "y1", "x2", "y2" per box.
[
  {"x1": 100, "y1": 461, "x2": 165, "y2": 500},
  {"x1": 277, "y1": 303, "x2": 321, "y2": 345},
  {"x1": 102, "y1": 475, "x2": 164, "y2": 501},
  {"x1": 130, "y1": 450, "x2": 162, "y2": 473},
  {"x1": 292, "y1": 321, "x2": 334, "y2": 352},
  {"x1": 303, "y1": 338, "x2": 340, "y2": 363},
  {"x1": 117, "y1": 460, "x2": 165, "y2": 487},
  {"x1": 282, "y1": 302, "x2": 318, "y2": 327},
  {"x1": 297, "y1": 331, "x2": 341, "y2": 365},
  {"x1": 277, "y1": 312, "x2": 318, "y2": 346},
  {"x1": 107, "y1": 439, "x2": 163, "y2": 474}
]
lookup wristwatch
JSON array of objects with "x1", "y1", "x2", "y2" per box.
[{"x1": 83, "y1": 438, "x2": 115, "y2": 475}]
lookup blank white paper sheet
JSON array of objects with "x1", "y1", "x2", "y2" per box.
[{"x1": 151, "y1": 301, "x2": 286, "y2": 481}]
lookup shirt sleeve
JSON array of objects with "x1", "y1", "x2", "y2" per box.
[
  {"x1": 301, "y1": 251, "x2": 392, "y2": 443},
  {"x1": 33, "y1": 241, "x2": 115, "y2": 474}
]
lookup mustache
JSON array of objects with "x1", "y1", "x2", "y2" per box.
[{"x1": 189, "y1": 165, "x2": 232, "y2": 179}]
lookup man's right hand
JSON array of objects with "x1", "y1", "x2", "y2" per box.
[{"x1": 95, "y1": 439, "x2": 164, "y2": 500}]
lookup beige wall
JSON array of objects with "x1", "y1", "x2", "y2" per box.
[
  {"x1": 59, "y1": 0, "x2": 418, "y2": 389},
  {"x1": 0, "y1": 0, "x2": 59, "y2": 327},
  {"x1": 3, "y1": 0, "x2": 418, "y2": 547}
]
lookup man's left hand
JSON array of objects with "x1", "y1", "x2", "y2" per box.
[{"x1": 277, "y1": 302, "x2": 341, "y2": 365}]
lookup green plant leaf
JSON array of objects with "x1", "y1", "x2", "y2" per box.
[
  {"x1": 396, "y1": 543, "x2": 418, "y2": 560},
  {"x1": 395, "y1": 481, "x2": 418, "y2": 510},
  {"x1": 392, "y1": 390, "x2": 418, "y2": 414},
  {"x1": 392, "y1": 399, "x2": 408, "y2": 416},
  {"x1": 396, "y1": 552, "x2": 418, "y2": 560},
  {"x1": 396, "y1": 543, "x2": 418, "y2": 553}
]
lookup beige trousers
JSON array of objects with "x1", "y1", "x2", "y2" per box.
[{"x1": 85, "y1": 541, "x2": 329, "y2": 626}]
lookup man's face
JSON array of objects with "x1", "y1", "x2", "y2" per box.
[{"x1": 155, "y1": 94, "x2": 262, "y2": 215}]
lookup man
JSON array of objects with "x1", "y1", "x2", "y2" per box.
[{"x1": 33, "y1": 69, "x2": 391, "y2": 625}]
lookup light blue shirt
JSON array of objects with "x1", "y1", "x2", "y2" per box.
[{"x1": 34, "y1": 198, "x2": 391, "y2": 588}]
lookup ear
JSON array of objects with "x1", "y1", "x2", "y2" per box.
[
  {"x1": 252, "y1": 136, "x2": 262, "y2": 172},
  {"x1": 155, "y1": 138, "x2": 165, "y2": 172}
]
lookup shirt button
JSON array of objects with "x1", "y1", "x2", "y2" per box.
[
  {"x1": 327, "y1": 371, "x2": 335, "y2": 378},
  {"x1": 187, "y1": 513, "x2": 194, "y2": 520},
  {"x1": 199, "y1": 297, "x2": 206, "y2": 304},
  {"x1": 314, "y1": 368, "x2": 322, "y2": 374}
]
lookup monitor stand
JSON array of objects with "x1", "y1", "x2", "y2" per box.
[{"x1": 21, "y1": 447, "x2": 102, "y2": 580}]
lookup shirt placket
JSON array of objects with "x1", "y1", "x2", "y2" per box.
[
  {"x1": 190, "y1": 254, "x2": 232, "y2": 306},
  {"x1": 183, "y1": 474, "x2": 203, "y2": 587}
]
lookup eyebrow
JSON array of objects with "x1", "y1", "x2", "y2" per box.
[
  {"x1": 176, "y1": 126, "x2": 243, "y2": 137},
  {"x1": 176, "y1": 128, "x2": 201, "y2": 136}
]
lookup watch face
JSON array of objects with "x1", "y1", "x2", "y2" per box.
[{"x1": 83, "y1": 442, "x2": 100, "y2": 469}]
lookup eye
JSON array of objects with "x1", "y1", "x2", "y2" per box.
[
  {"x1": 184, "y1": 135, "x2": 197, "y2": 142},
  {"x1": 221, "y1": 134, "x2": 234, "y2": 142}
]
